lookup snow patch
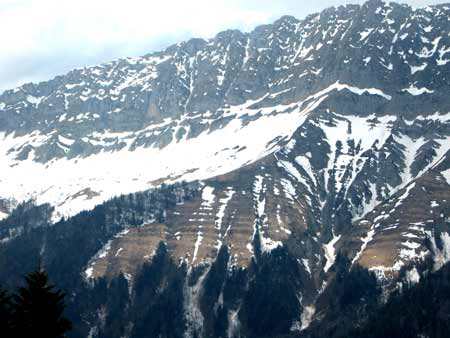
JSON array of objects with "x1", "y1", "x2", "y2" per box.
[
  {"x1": 442, "y1": 168, "x2": 450, "y2": 184},
  {"x1": 410, "y1": 63, "x2": 427, "y2": 75},
  {"x1": 300, "y1": 305, "x2": 316, "y2": 331},
  {"x1": 301, "y1": 258, "x2": 311, "y2": 275},
  {"x1": 26, "y1": 95, "x2": 44, "y2": 105},
  {"x1": 184, "y1": 268, "x2": 207, "y2": 338},
  {"x1": 359, "y1": 28, "x2": 374, "y2": 41},
  {"x1": 426, "y1": 231, "x2": 450, "y2": 270},
  {"x1": 312, "y1": 81, "x2": 391, "y2": 100},
  {"x1": 405, "y1": 266, "x2": 420, "y2": 284},
  {"x1": 323, "y1": 232, "x2": 341, "y2": 272},
  {"x1": 192, "y1": 231, "x2": 204, "y2": 264},
  {"x1": 0, "y1": 92, "x2": 313, "y2": 221},
  {"x1": 201, "y1": 186, "x2": 215, "y2": 208},
  {"x1": 352, "y1": 229, "x2": 375, "y2": 265},
  {"x1": 394, "y1": 182, "x2": 416, "y2": 209},
  {"x1": 215, "y1": 188, "x2": 235, "y2": 233},
  {"x1": 0, "y1": 211, "x2": 8, "y2": 221},
  {"x1": 402, "y1": 85, "x2": 433, "y2": 96}
]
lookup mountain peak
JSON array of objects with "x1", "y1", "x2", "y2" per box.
[
  {"x1": 0, "y1": 0, "x2": 449, "y2": 234},
  {"x1": 1, "y1": 2, "x2": 450, "y2": 337}
]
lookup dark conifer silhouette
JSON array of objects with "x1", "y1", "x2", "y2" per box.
[
  {"x1": 11, "y1": 268, "x2": 72, "y2": 338},
  {"x1": 0, "y1": 286, "x2": 12, "y2": 337}
]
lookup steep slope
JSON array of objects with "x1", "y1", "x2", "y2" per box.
[
  {"x1": 0, "y1": 1, "x2": 450, "y2": 337},
  {"x1": 297, "y1": 260, "x2": 450, "y2": 338},
  {"x1": 1, "y1": 0, "x2": 450, "y2": 221}
]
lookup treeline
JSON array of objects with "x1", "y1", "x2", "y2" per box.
[
  {"x1": 0, "y1": 181, "x2": 200, "y2": 290},
  {"x1": 298, "y1": 258, "x2": 450, "y2": 338},
  {"x1": 2, "y1": 236, "x2": 450, "y2": 338},
  {"x1": 76, "y1": 243, "x2": 312, "y2": 338},
  {"x1": 353, "y1": 261, "x2": 450, "y2": 338},
  {"x1": 0, "y1": 182, "x2": 200, "y2": 337},
  {"x1": 0, "y1": 181, "x2": 200, "y2": 243},
  {"x1": 0, "y1": 201, "x2": 53, "y2": 240},
  {"x1": 1, "y1": 180, "x2": 449, "y2": 338}
]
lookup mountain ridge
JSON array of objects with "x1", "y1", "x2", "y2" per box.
[
  {"x1": 0, "y1": 1, "x2": 449, "y2": 337},
  {"x1": 0, "y1": 1, "x2": 449, "y2": 219}
]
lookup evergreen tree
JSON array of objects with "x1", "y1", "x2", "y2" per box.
[
  {"x1": 0, "y1": 286, "x2": 12, "y2": 337},
  {"x1": 11, "y1": 269, "x2": 72, "y2": 338}
]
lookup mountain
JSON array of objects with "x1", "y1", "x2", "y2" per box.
[{"x1": 0, "y1": 0, "x2": 449, "y2": 337}]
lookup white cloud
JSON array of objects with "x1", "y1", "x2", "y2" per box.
[{"x1": 0, "y1": 0, "x2": 447, "y2": 92}]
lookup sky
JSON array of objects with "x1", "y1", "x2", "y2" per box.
[{"x1": 0, "y1": 0, "x2": 448, "y2": 93}]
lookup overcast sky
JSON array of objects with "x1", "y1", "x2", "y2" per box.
[{"x1": 0, "y1": 0, "x2": 447, "y2": 93}]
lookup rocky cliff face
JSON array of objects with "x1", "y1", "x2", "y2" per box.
[
  {"x1": 1, "y1": 0, "x2": 450, "y2": 219},
  {"x1": 0, "y1": 1, "x2": 450, "y2": 337}
]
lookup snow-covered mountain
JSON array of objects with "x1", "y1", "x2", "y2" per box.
[
  {"x1": 1, "y1": 0, "x2": 449, "y2": 222},
  {"x1": 0, "y1": 1, "x2": 450, "y2": 337}
]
